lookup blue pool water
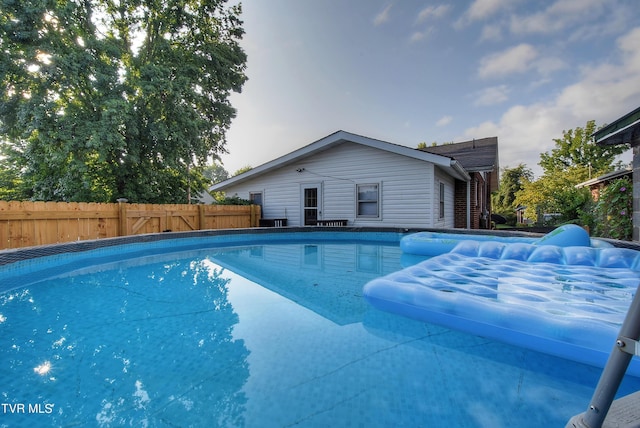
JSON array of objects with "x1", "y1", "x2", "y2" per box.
[{"x1": 1, "y1": 230, "x2": 639, "y2": 427}]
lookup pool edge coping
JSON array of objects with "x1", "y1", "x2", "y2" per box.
[
  {"x1": 2, "y1": 226, "x2": 637, "y2": 266},
  {"x1": 0, "y1": 227, "x2": 411, "y2": 266}
]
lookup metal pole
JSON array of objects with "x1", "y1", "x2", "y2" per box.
[{"x1": 567, "y1": 283, "x2": 640, "y2": 428}]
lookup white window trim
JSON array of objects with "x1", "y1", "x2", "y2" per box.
[{"x1": 356, "y1": 182, "x2": 381, "y2": 219}]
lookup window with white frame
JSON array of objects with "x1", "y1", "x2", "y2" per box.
[{"x1": 356, "y1": 183, "x2": 380, "y2": 218}]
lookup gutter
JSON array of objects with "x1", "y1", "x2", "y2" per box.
[{"x1": 450, "y1": 159, "x2": 471, "y2": 181}]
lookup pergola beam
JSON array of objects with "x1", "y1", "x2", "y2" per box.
[{"x1": 594, "y1": 106, "x2": 640, "y2": 146}]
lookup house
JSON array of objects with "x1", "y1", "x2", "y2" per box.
[
  {"x1": 594, "y1": 106, "x2": 640, "y2": 240},
  {"x1": 210, "y1": 130, "x2": 499, "y2": 229},
  {"x1": 420, "y1": 137, "x2": 499, "y2": 229},
  {"x1": 575, "y1": 167, "x2": 633, "y2": 201},
  {"x1": 515, "y1": 206, "x2": 529, "y2": 225}
]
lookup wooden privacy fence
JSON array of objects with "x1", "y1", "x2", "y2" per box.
[{"x1": 0, "y1": 201, "x2": 261, "y2": 250}]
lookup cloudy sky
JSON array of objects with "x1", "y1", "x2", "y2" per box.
[{"x1": 221, "y1": 0, "x2": 640, "y2": 178}]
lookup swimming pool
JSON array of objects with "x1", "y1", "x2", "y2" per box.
[{"x1": 1, "y1": 229, "x2": 639, "y2": 427}]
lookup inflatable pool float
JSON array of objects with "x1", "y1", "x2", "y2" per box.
[
  {"x1": 400, "y1": 224, "x2": 602, "y2": 257},
  {"x1": 364, "y1": 239, "x2": 640, "y2": 376}
]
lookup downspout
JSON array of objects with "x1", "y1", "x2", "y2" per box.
[{"x1": 467, "y1": 181, "x2": 471, "y2": 229}]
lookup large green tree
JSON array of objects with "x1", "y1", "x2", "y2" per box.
[
  {"x1": 492, "y1": 164, "x2": 533, "y2": 216},
  {"x1": 0, "y1": 0, "x2": 247, "y2": 203},
  {"x1": 538, "y1": 120, "x2": 625, "y2": 179},
  {"x1": 516, "y1": 120, "x2": 627, "y2": 223},
  {"x1": 202, "y1": 162, "x2": 229, "y2": 186}
]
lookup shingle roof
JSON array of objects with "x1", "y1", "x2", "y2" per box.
[
  {"x1": 419, "y1": 137, "x2": 499, "y2": 188},
  {"x1": 210, "y1": 130, "x2": 471, "y2": 191},
  {"x1": 575, "y1": 167, "x2": 632, "y2": 188},
  {"x1": 420, "y1": 137, "x2": 498, "y2": 171}
]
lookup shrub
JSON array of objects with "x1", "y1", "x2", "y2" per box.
[
  {"x1": 214, "y1": 195, "x2": 252, "y2": 205},
  {"x1": 593, "y1": 177, "x2": 633, "y2": 240}
]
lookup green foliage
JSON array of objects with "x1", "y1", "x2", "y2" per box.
[
  {"x1": 593, "y1": 177, "x2": 633, "y2": 240},
  {"x1": 492, "y1": 164, "x2": 532, "y2": 216},
  {"x1": 516, "y1": 170, "x2": 596, "y2": 224},
  {"x1": 515, "y1": 120, "x2": 626, "y2": 223},
  {"x1": 0, "y1": 160, "x2": 25, "y2": 200},
  {"x1": 0, "y1": 0, "x2": 247, "y2": 203},
  {"x1": 576, "y1": 196, "x2": 597, "y2": 234},
  {"x1": 215, "y1": 194, "x2": 251, "y2": 205},
  {"x1": 417, "y1": 141, "x2": 448, "y2": 149},
  {"x1": 515, "y1": 177, "x2": 554, "y2": 222},
  {"x1": 232, "y1": 165, "x2": 253, "y2": 176},
  {"x1": 502, "y1": 213, "x2": 518, "y2": 226},
  {"x1": 539, "y1": 120, "x2": 626, "y2": 178},
  {"x1": 202, "y1": 163, "x2": 230, "y2": 185}
]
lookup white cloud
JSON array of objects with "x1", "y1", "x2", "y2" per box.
[
  {"x1": 409, "y1": 31, "x2": 426, "y2": 43},
  {"x1": 463, "y1": 119, "x2": 500, "y2": 139},
  {"x1": 619, "y1": 27, "x2": 640, "y2": 70},
  {"x1": 478, "y1": 44, "x2": 565, "y2": 80},
  {"x1": 478, "y1": 44, "x2": 538, "y2": 79},
  {"x1": 474, "y1": 85, "x2": 510, "y2": 106},
  {"x1": 410, "y1": 4, "x2": 448, "y2": 43},
  {"x1": 509, "y1": 0, "x2": 612, "y2": 35},
  {"x1": 464, "y1": 26, "x2": 640, "y2": 176},
  {"x1": 479, "y1": 25, "x2": 502, "y2": 42},
  {"x1": 456, "y1": 0, "x2": 517, "y2": 28},
  {"x1": 566, "y1": 5, "x2": 633, "y2": 42},
  {"x1": 416, "y1": 5, "x2": 450, "y2": 24},
  {"x1": 466, "y1": 0, "x2": 512, "y2": 21},
  {"x1": 436, "y1": 116, "x2": 453, "y2": 127},
  {"x1": 463, "y1": 103, "x2": 568, "y2": 176},
  {"x1": 555, "y1": 27, "x2": 640, "y2": 119},
  {"x1": 533, "y1": 56, "x2": 567, "y2": 76},
  {"x1": 409, "y1": 28, "x2": 434, "y2": 43},
  {"x1": 373, "y1": 4, "x2": 393, "y2": 26}
]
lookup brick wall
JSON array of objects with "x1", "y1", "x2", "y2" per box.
[
  {"x1": 454, "y1": 180, "x2": 472, "y2": 228},
  {"x1": 454, "y1": 175, "x2": 486, "y2": 229}
]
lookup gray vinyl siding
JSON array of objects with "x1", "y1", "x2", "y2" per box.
[
  {"x1": 434, "y1": 169, "x2": 456, "y2": 229},
  {"x1": 220, "y1": 141, "x2": 455, "y2": 228}
]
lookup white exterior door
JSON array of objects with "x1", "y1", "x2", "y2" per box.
[{"x1": 301, "y1": 183, "x2": 322, "y2": 225}]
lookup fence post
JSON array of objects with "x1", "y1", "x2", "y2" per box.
[
  {"x1": 251, "y1": 205, "x2": 258, "y2": 227},
  {"x1": 198, "y1": 204, "x2": 206, "y2": 230},
  {"x1": 117, "y1": 199, "x2": 128, "y2": 236}
]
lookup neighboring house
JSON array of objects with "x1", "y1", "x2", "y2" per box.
[
  {"x1": 196, "y1": 190, "x2": 215, "y2": 204},
  {"x1": 594, "y1": 106, "x2": 640, "y2": 240},
  {"x1": 515, "y1": 206, "x2": 529, "y2": 225},
  {"x1": 575, "y1": 168, "x2": 633, "y2": 201},
  {"x1": 210, "y1": 130, "x2": 499, "y2": 229},
  {"x1": 420, "y1": 137, "x2": 499, "y2": 229}
]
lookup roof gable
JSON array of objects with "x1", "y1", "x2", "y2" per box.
[
  {"x1": 575, "y1": 167, "x2": 632, "y2": 188},
  {"x1": 419, "y1": 137, "x2": 498, "y2": 172},
  {"x1": 211, "y1": 130, "x2": 471, "y2": 190},
  {"x1": 420, "y1": 137, "x2": 499, "y2": 188}
]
